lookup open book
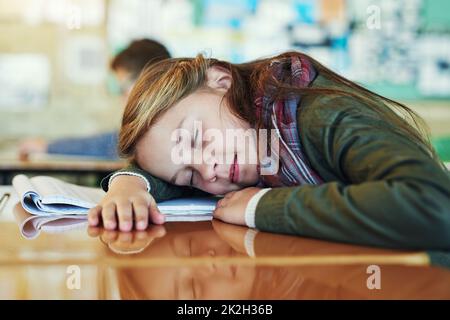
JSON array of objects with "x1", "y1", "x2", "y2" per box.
[{"x1": 12, "y1": 174, "x2": 220, "y2": 239}]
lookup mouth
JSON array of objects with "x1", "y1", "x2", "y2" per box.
[{"x1": 229, "y1": 153, "x2": 239, "y2": 184}]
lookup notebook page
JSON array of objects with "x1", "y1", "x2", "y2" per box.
[
  {"x1": 13, "y1": 205, "x2": 87, "y2": 239},
  {"x1": 157, "y1": 197, "x2": 219, "y2": 212},
  {"x1": 157, "y1": 197, "x2": 219, "y2": 221},
  {"x1": 31, "y1": 176, "x2": 105, "y2": 207},
  {"x1": 164, "y1": 214, "x2": 213, "y2": 222},
  {"x1": 11, "y1": 175, "x2": 38, "y2": 199}
]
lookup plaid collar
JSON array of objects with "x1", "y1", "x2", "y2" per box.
[{"x1": 255, "y1": 55, "x2": 324, "y2": 187}]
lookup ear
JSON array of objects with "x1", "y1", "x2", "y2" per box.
[{"x1": 205, "y1": 66, "x2": 232, "y2": 92}]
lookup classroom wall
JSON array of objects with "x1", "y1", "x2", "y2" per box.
[
  {"x1": 0, "y1": 0, "x2": 449, "y2": 151},
  {"x1": 0, "y1": 0, "x2": 121, "y2": 145}
]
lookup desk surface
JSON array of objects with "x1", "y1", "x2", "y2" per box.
[{"x1": 0, "y1": 199, "x2": 449, "y2": 300}]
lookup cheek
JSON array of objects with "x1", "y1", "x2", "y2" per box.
[
  {"x1": 243, "y1": 163, "x2": 260, "y2": 184},
  {"x1": 203, "y1": 130, "x2": 227, "y2": 158}
]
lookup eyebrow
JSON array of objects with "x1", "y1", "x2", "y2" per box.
[{"x1": 169, "y1": 117, "x2": 187, "y2": 184}]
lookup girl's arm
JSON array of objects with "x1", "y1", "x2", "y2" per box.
[
  {"x1": 90, "y1": 162, "x2": 211, "y2": 231},
  {"x1": 101, "y1": 162, "x2": 211, "y2": 202},
  {"x1": 253, "y1": 96, "x2": 450, "y2": 250},
  {"x1": 48, "y1": 131, "x2": 119, "y2": 159}
]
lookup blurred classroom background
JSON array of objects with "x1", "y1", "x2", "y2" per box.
[{"x1": 0, "y1": 0, "x2": 450, "y2": 184}]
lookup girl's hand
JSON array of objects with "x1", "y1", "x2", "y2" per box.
[
  {"x1": 87, "y1": 224, "x2": 166, "y2": 255},
  {"x1": 88, "y1": 175, "x2": 164, "y2": 232},
  {"x1": 213, "y1": 187, "x2": 262, "y2": 226},
  {"x1": 211, "y1": 219, "x2": 249, "y2": 254},
  {"x1": 18, "y1": 138, "x2": 48, "y2": 160}
]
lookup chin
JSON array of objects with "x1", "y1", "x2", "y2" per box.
[{"x1": 220, "y1": 185, "x2": 242, "y2": 194}]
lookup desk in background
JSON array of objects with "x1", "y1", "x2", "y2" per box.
[{"x1": 0, "y1": 156, "x2": 125, "y2": 186}]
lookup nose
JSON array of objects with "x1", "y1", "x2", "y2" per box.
[{"x1": 197, "y1": 162, "x2": 218, "y2": 183}]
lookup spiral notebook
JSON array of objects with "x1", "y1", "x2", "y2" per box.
[{"x1": 12, "y1": 174, "x2": 219, "y2": 239}]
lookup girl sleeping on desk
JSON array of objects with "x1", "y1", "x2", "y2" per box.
[{"x1": 88, "y1": 51, "x2": 450, "y2": 250}]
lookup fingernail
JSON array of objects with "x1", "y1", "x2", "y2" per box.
[
  {"x1": 88, "y1": 218, "x2": 98, "y2": 226},
  {"x1": 137, "y1": 221, "x2": 147, "y2": 230},
  {"x1": 121, "y1": 221, "x2": 132, "y2": 231},
  {"x1": 105, "y1": 221, "x2": 116, "y2": 230}
]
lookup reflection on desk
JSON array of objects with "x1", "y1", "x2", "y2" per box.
[{"x1": 0, "y1": 203, "x2": 449, "y2": 299}]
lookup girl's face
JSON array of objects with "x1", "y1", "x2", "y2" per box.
[
  {"x1": 135, "y1": 67, "x2": 260, "y2": 195},
  {"x1": 117, "y1": 223, "x2": 256, "y2": 299}
]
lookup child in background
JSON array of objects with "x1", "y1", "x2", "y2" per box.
[
  {"x1": 89, "y1": 51, "x2": 450, "y2": 249},
  {"x1": 18, "y1": 39, "x2": 171, "y2": 160}
]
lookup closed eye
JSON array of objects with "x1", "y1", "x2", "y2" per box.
[
  {"x1": 192, "y1": 127, "x2": 199, "y2": 149},
  {"x1": 189, "y1": 169, "x2": 194, "y2": 186},
  {"x1": 188, "y1": 125, "x2": 199, "y2": 187}
]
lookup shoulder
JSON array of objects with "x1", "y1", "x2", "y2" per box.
[
  {"x1": 298, "y1": 92, "x2": 386, "y2": 138},
  {"x1": 298, "y1": 72, "x2": 395, "y2": 131},
  {"x1": 296, "y1": 83, "x2": 415, "y2": 164}
]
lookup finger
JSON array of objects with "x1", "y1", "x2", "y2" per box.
[
  {"x1": 146, "y1": 225, "x2": 166, "y2": 239},
  {"x1": 132, "y1": 201, "x2": 149, "y2": 231},
  {"x1": 116, "y1": 201, "x2": 133, "y2": 232},
  {"x1": 88, "y1": 205, "x2": 102, "y2": 226},
  {"x1": 117, "y1": 232, "x2": 134, "y2": 244},
  {"x1": 102, "y1": 229, "x2": 119, "y2": 243},
  {"x1": 133, "y1": 227, "x2": 165, "y2": 251},
  {"x1": 102, "y1": 203, "x2": 117, "y2": 230},
  {"x1": 134, "y1": 230, "x2": 151, "y2": 241},
  {"x1": 213, "y1": 207, "x2": 225, "y2": 221},
  {"x1": 216, "y1": 197, "x2": 228, "y2": 208},
  {"x1": 211, "y1": 219, "x2": 248, "y2": 253},
  {"x1": 224, "y1": 191, "x2": 236, "y2": 199},
  {"x1": 149, "y1": 198, "x2": 165, "y2": 225},
  {"x1": 87, "y1": 225, "x2": 101, "y2": 237}
]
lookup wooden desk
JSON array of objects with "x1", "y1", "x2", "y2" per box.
[
  {"x1": 0, "y1": 201, "x2": 449, "y2": 299},
  {"x1": 0, "y1": 156, "x2": 125, "y2": 185}
]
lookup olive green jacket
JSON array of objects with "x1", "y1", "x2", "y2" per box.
[{"x1": 101, "y1": 73, "x2": 450, "y2": 250}]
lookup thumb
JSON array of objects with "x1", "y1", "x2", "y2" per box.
[{"x1": 148, "y1": 197, "x2": 165, "y2": 225}]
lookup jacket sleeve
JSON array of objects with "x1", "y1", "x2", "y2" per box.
[
  {"x1": 100, "y1": 162, "x2": 211, "y2": 202},
  {"x1": 47, "y1": 131, "x2": 119, "y2": 160},
  {"x1": 254, "y1": 96, "x2": 450, "y2": 250}
]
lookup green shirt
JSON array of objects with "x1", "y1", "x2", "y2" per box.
[{"x1": 101, "y1": 73, "x2": 450, "y2": 250}]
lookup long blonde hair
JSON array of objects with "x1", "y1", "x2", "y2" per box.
[
  {"x1": 120, "y1": 55, "x2": 212, "y2": 159},
  {"x1": 118, "y1": 52, "x2": 438, "y2": 163}
]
